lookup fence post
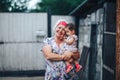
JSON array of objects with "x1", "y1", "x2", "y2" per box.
[
  {"x1": 89, "y1": 24, "x2": 97, "y2": 80},
  {"x1": 47, "y1": 8, "x2": 51, "y2": 37}
]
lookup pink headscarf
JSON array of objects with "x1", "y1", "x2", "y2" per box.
[{"x1": 56, "y1": 21, "x2": 67, "y2": 27}]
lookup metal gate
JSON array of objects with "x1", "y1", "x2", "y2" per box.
[{"x1": 102, "y1": 2, "x2": 116, "y2": 80}]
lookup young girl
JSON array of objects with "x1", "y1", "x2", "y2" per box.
[{"x1": 64, "y1": 23, "x2": 82, "y2": 73}]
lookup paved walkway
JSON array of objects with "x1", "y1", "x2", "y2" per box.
[{"x1": 0, "y1": 77, "x2": 44, "y2": 80}]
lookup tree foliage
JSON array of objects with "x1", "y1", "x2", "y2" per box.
[
  {"x1": 0, "y1": 0, "x2": 84, "y2": 14},
  {"x1": 0, "y1": 0, "x2": 29, "y2": 12},
  {"x1": 37, "y1": 0, "x2": 84, "y2": 15}
]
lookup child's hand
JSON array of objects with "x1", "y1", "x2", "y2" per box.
[
  {"x1": 64, "y1": 36, "x2": 67, "y2": 39},
  {"x1": 63, "y1": 37, "x2": 67, "y2": 42}
]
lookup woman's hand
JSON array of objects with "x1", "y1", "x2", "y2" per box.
[{"x1": 72, "y1": 51, "x2": 80, "y2": 60}]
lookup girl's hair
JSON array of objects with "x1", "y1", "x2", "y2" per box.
[{"x1": 66, "y1": 23, "x2": 76, "y2": 31}]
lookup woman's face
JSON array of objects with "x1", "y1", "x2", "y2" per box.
[{"x1": 55, "y1": 24, "x2": 66, "y2": 40}]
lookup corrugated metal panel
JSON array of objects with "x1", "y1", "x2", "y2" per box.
[
  {"x1": 0, "y1": 13, "x2": 47, "y2": 42},
  {"x1": 1, "y1": 43, "x2": 45, "y2": 71},
  {"x1": 0, "y1": 45, "x2": 4, "y2": 69},
  {"x1": 0, "y1": 13, "x2": 47, "y2": 71}
]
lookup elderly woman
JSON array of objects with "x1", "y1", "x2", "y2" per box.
[{"x1": 42, "y1": 20, "x2": 80, "y2": 80}]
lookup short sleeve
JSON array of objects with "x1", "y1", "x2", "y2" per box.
[
  {"x1": 42, "y1": 38, "x2": 51, "y2": 46},
  {"x1": 72, "y1": 35, "x2": 78, "y2": 41},
  {"x1": 41, "y1": 38, "x2": 51, "y2": 52}
]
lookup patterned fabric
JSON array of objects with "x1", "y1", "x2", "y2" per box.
[
  {"x1": 42, "y1": 37, "x2": 79, "y2": 80},
  {"x1": 66, "y1": 35, "x2": 78, "y2": 52}
]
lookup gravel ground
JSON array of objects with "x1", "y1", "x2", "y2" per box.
[{"x1": 0, "y1": 77, "x2": 44, "y2": 80}]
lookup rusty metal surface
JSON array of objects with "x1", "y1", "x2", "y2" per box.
[{"x1": 116, "y1": 0, "x2": 120, "y2": 80}]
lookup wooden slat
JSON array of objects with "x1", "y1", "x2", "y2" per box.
[{"x1": 116, "y1": 0, "x2": 120, "y2": 80}]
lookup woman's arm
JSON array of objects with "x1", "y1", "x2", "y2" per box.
[{"x1": 42, "y1": 44, "x2": 64, "y2": 61}]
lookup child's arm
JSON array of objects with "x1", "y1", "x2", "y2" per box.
[{"x1": 64, "y1": 37, "x2": 75, "y2": 45}]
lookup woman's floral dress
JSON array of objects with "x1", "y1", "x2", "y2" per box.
[{"x1": 42, "y1": 37, "x2": 79, "y2": 80}]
